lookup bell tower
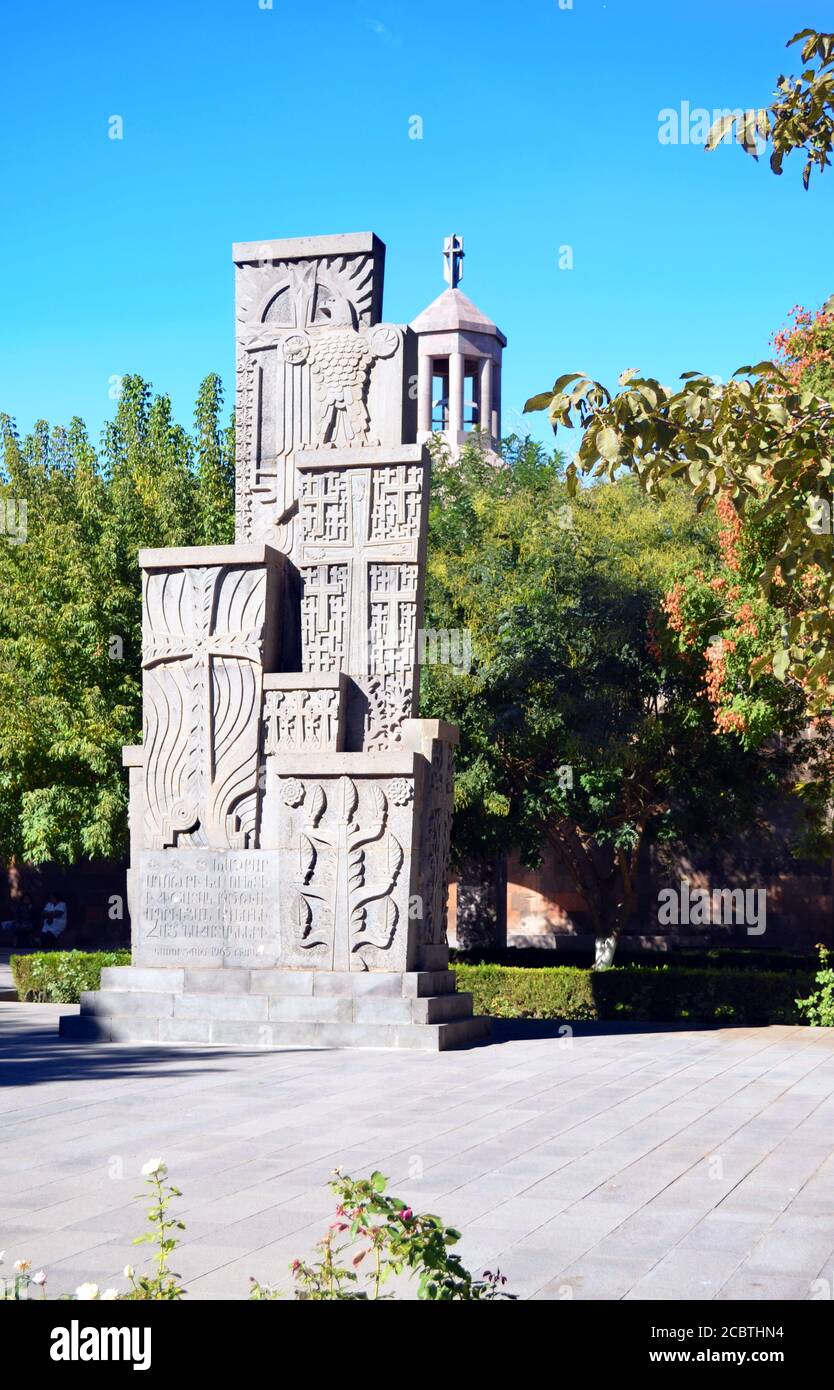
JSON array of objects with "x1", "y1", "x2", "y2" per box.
[{"x1": 410, "y1": 235, "x2": 506, "y2": 451}]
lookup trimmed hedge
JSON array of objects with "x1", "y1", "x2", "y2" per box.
[
  {"x1": 453, "y1": 963, "x2": 817, "y2": 1025},
  {"x1": 9, "y1": 951, "x2": 815, "y2": 1023},
  {"x1": 11, "y1": 950, "x2": 131, "y2": 1003},
  {"x1": 451, "y1": 947, "x2": 815, "y2": 973}
]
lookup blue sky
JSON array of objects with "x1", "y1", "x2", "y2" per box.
[{"x1": 1, "y1": 0, "x2": 832, "y2": 453}]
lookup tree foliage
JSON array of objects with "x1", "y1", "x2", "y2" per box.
[
  {"x1": 525, "y1": 359, "x2": 834, "y2": 706},
  {"x1": 0, "y1": 374, "x2": 235, "y2": 864},
  {"x1": 421, "y1": 438, "x2": 815, "y2": 958},
  {"x1": 705, "y1": 28, "x2": 834, "y2": 188},
  {"x1": 523, "y1": 26, "x2": 834, "y2": 893}
]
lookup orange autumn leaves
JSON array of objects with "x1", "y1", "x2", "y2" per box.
[{"x1": 655, "y1": 495, "x2": 765, "y2": 736}]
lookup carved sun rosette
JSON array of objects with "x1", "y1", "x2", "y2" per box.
[
  {"x1": 388, "y1": 777, "x2": 414, "y2": 807},
  {"x1": 281, "y1": 777, "x2": 306, "y2": 808},
  {"x1": 292, "y1": 777, "x2": 403, "y2": 970}
]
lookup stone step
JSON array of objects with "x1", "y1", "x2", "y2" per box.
[
  {"x1": 79, "y1": 989, "x2": 176, "y2": 1018},
  {"x1": 98, "y1": 966, "x2": 459, "y2": 998},
  {"x1": 60, "y1": 1009, "x2": 490, "y2": 1051},
  {"x1": 100, "y1": 966, "x2": 184, "y2": 992},
  {"x1": 413, "y1": 992, "x2": 474, "y2": 1023},
  {"x1": 79, "y1": 987, "x2": 475, "y2": 1028}
]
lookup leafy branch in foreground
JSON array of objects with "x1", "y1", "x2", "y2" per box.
[
  {"x1": 705, "y1": 28, "x2": 834, "y2": 187},
  {"x1": 524, "y1": 364, "x2": 834, "y2": 708}
]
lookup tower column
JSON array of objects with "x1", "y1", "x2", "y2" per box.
[
  {"x1": 449, "y1": 351, "x2": 465, "y2": 440},
  {"x1": 417, "y1": 353, "x2": 432, "y2": 434},
  {"x1": 479, "y1": 357, "x2": 492, "y2": 439},
  {"x1": 492, "y1": 360, "x2": 501, "y2": 439}
]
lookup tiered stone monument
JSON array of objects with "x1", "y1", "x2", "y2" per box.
[{"x1": 61, "y1": 233, "x2": 488, "y2": 1050}]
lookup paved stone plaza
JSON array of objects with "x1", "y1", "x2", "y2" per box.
[{"x1": 2, "y1": 1003, "x2": 834, "y2": 1300}]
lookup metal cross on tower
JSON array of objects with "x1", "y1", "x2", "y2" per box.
[{"x1": 443, "y1": 234, "x2": 464, "y2": 289}]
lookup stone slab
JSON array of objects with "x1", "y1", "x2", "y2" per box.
[
  {"x1": 311, "y1": 972, "x2": 406, "y2": 997},
  {"x1": 183, "y1": 969, "x2": 253, "y2": 994},
  {"x1": 247, "y1": 971, "x2": 315, "y2": 996},
  {"x1": 353, "y1": 997, "x2": 413, "y2": 1024},
  {"x1": 158, "y1": 1018, "x2": 212, "y2": 1044},
  {"x1": 134, "y1": 850, "x2": 280, "y2": 969},
  {"x1": 100, "y1": 966, "x2": 185, "y2": 993},
  {"x1": 138, "y1": 543, "x2": 286, "y2": 570},
  {"x1": 79, "y1": 990, "x2": 175, "y2": 1018},
  {"x1": 296, "y1": 443, "x2": 426, "y2": 470},
  {"x1": 267, "y1": 996, "x2": 353, "y2": 1024},
  {"x1": 414, "y1": 992, "x2": 474, "y2": 1023},
  {"x1": 232, "y1": 232, "x2": 383, "y2": 264},
  {"x1": 174, "y1": 994, "x2": 269, "y2": 1022}
]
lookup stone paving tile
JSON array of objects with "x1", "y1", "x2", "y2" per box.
[
  {"x1": 625, "y1": 1247, "x2": 746, "y2": 1300},
  {"x1": 716, "y1": 1271, "x2": 817, "y2": 1300},
  {"x1": 14, "y1": 1193, "x2": 152, "y2": 1231},
  {"x1": 3, "y1": 1004, "x2": 834, "y2": 1299},
  {"x1": 676, "y1": 1213, "x2": 776, "y2": 1255},
  {"x1": 736, "y1": 1216, "x2": 834, "y2": 1278},
  {"x1": 469, "y1": 1194, "x2": 572, "y2": 1236},
  {"x1": 591, "y1": 1206, "x2": 700, "y2": 1259},
  {"x1": 0, "y1": 1225, "x2": 133, "y2": 1270},
  {"x1": 535, "y1": 1253, "x2": 659, "y2": 1300}
]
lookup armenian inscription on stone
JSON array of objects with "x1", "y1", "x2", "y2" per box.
[{"x1": 136, "y1": 850, "x2": 279, "y2": 967}]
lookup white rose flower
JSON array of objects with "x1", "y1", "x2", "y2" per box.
[
  {"x1": 141, "y1": 1158, "x2": 167, "y2": 1178},
  {"x1": 75, "y1": 1282, "x2": 100, "y2": 1300},
  {"x1": 123, "y1": 1265, "x2": 135, "y2": 1279},
  {"x1": 100, "y1": 1288, "x2": 120, "y2": 1301},
  {"x1": 32, "y1": 1270, "x2": 47, "y2": 1286}
]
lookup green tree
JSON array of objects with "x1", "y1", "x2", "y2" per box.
[
  {"x1": 0, "y1": 374, "x2": 235, "y2": 866},
  {"x1": 421, "y1": 438, "x2": 812, "y2": 966},
  {"x1": 192, "y1": 373, "x2": 236, "y2": 546}
]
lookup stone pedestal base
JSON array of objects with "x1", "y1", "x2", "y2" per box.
[{"x1": 58, "y1": 966, "x2": 489, "y2": 1052}]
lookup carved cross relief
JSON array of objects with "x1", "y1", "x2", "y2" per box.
[
  {"x1": 296, "y1": 457, "x2": 426, "y2": 749},
  {"x1": 142, "y1": 566, "x2": 265, "y2": 850}
]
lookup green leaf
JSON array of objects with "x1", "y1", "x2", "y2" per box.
[
  {"x1": 551, "y1": 372, "x2": 587, "y2": 395},
  {"x1": 597, "y1": 426, "x2": 621, "y2": 462},
  {"x1": 706, "y1": 112, "x2": 737, "y2": 150},
  {"x1": 771, "y1": 649, "x2": 790, "y2": 680},
  {"x1": 523, "y1": 392, "x2": 554, "y2": 414}
]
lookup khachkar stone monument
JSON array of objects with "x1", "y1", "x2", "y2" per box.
[{"x1": 61, "y1": 233, "x2": 488, "y2": 1050}]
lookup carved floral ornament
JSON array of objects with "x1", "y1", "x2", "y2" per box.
[
  {"x1": 281, "y1": 777, "x2": 306, "y2": 808},
  {"x1": 388, "y1": 777, "x2": 414, "y2": 806},
  {"x1": 292, "y1": 777, "x2": 404, "y2": 970}
]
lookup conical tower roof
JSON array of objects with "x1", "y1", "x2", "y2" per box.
[{"x1": 410, "y1": 288, "x2": 506, "y2": 345}]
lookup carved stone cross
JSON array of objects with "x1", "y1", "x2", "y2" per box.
[
  {"x1": 141, "y1": 566, "x2": 265, "y2": 843},
  {"x1": 303, "y1": 564, "x2": 346, "y2": 638},
  {"x1": 443, "y1": 233, "x2": 464, "y2": 289},
  {"x1": 373, "y1": 466, "x2": 422, "y2": 534}
]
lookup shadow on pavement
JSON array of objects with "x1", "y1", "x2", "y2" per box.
[
  {"x1": 484, "y1": 1017, "x2": 735, "y2": 1043},
  {"x1": 0, "y1": 1007, "x2": 329, "y2": 1087}
]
